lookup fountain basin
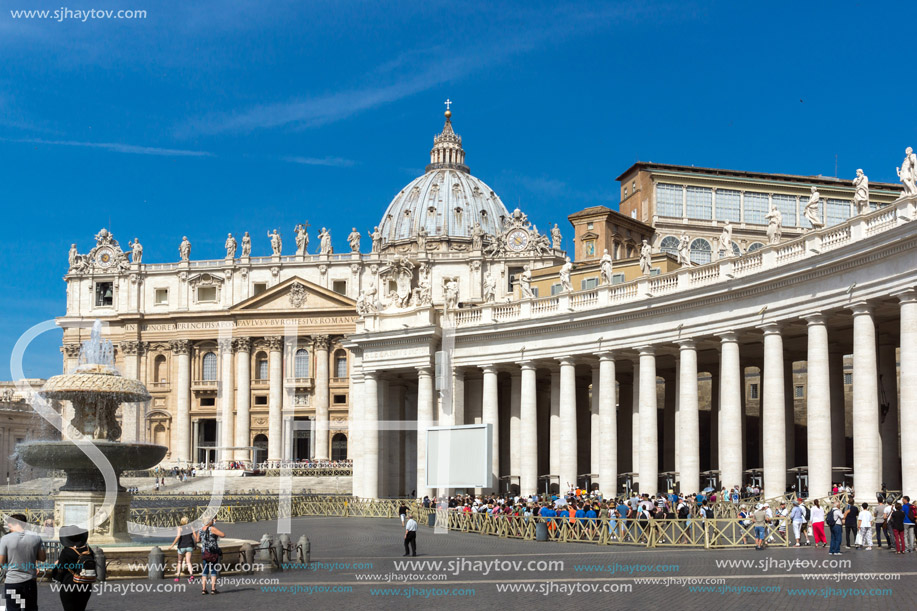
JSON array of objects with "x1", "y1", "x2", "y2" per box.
[{"x1": 18, "y1": 441, "x2": 167, "y2": 492}]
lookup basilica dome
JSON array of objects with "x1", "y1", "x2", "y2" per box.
[{"x1": 378, "y1": 111, "x2": 510, "y2": 243}]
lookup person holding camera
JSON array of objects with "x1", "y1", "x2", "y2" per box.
[{"x1": 197, "y1": 519, "x2": 224, "y2": 595}]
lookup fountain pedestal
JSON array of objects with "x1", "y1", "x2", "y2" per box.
[{"x1": 54, "y1": 491, "x2": 133, "y2": 544}]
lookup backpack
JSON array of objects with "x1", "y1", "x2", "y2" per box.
[
  {"x1": 68, "y1": 546, "x2": 97, "y2": 584},
  {"x1": 678, "y1": 505, "x2": 689, "y2": 519},
  {"x1": 825, "y1": 509, "x2": 836, "y2": 527},
  {"x1": 909, "y1": 504, "x2": 917, "y2": 523},
  {"x1": 805, "y1": 506, "x2": 811, "y2": 521}
]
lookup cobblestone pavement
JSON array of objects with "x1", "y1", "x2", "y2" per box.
[{"x1": 34, "y1": 517, "x2": 915, "y2": 610}]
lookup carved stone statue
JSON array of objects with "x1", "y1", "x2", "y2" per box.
[
  {"x1": 294, "y1": 223, "x2": 310, "y2": 256},
  {"x1": 853, "y1": 169, "x2": 870, "y2": 214},
  {"x1": 483, "y1": 270, "x2": 497, "y2": 303},
  {"x1": 225, "y1": 233, "x2": 237, "y2": 259},
  {"x1": 443, "y1": 277, "x2": 459, "y2": 311},
  {"x1": 677, "y1": 232, "x2": 692, "y2": 266},
  {"x1": 765, "y1": 204, "x2": 783, "y2": 244},
  {"x1": 414, "y1": 263, "x2": 433, "y2": 307},
  {"x1": 369, "y1": 226, "x2": 382, "y2": 253},
  {"x1": 519, "y1": 265, "x2": 534, "y2": 299},
  {"x1": 599, "y1": 249, "x2": 613, "y2": 285},
  {"x1": 720, "y1": 221, "x2": 733, "y2": 255},
  {"x1": 241, "y1": 232, "x2": 252, "y2": 257},
  {"x1": 382, "y1": 255, "x2": 414, "y2": 308},
  {"x1": 68, "y1": 244, "x2": 80, "y2": 270},
  {"x1": 897, "y1": 147, "x2": 917, "y2": 197},
  {"x1": 128, "y1": 238, "x2": 143, "y2": 264},
  {"x1": 471, "y1": 221, "x2": 484, "y2": 250},
  {"x1": 318, "y1": 227, "x2": 332, "y2": 255},
  {"x1": 551, "y1": 224, "x2": 562, "y2": 250},
  {"x1": 268, "y1": 229, "x2": 282, "y2": 256},
  {"x1": 639, "y1": 240, "x2": 652, "y2": 275},
  {"x1": 348, "y1": 227, "x2": 361, "y2": 253},
  {"x1": 417, "y1": 227, "x2": 428, "y2": 252},
  {"x1": 179, "y1": 236, "x2": 191, "y2": 262},
  {"x1": 804, "y1": 186, "x2": 824, "y2": 229},
  {"x1": 559, "y1": 257, "x2": 574, "y2": 292}
]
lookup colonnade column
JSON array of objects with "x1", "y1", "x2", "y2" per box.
[
  {"x1": 597, "y1": 352, "x2": 616, "y2": 496},
  {"x1": 638, "y1": 347, "x2": 658, "y2": 496},
  {"x1": 234, "y1": 338, "x2": 251, "y2": 462},
  {"x1": 849, "y1": 303, "x2": 880, "y2": 502},
  {"x1": 519, "y1": 361, "x2": 538, "y2": 495},
  {"x1": 267, "y1": 336, "x2": 283, "y2": 462},
  {"x1": 678, "y1": 341, "x2": 699, "y2": 495},
  {"x1": 557, "y1": 357, "x2": 578, "y2": 491},
  {"x1": 481, "y1": 365, "x2": 500, "y2": 493},
  {"x1": 218, "y1": 338, "x2": 234, "y2": 464},
  {"x1": 171, "y1": 339, "x2": 191, "y2": 463},
  {"x1": 549, "y1": 371, "x2": 560, "y2": 478},
  {"x1": 509, "y1": 372, "x2": 521, "y2": 478},
  {"x1": 804, "y1": 314, "x2": 832, "y2": 498},
  {"x1": 878, "y1": 333, "x2": 900, "y2": 489},
  {"x1": 761, "y1": 324, "x2": 786, "y2": 500},
  {"x1": 314, "y1": 335, "x2": 330, "y2": 460},
  {"x1": 591, "y1": 365, "x2": 600, "y2": 477},
  {"x1": 829, "y1": 347, "x2": 847, "y2": 470},
  {"x1": 416, "y1": 366, "x2": 434, "y2": 499},
  {"x1": 718, "y1": 332, "x2": 743, "y2": 489},
  {"x1": 631, "y1": 361, "x2": 640, "y2": 484},
  {"x1": 362, "y1": 372, "x2": 379, "y2": 498},
  {"x1": 898, "y1": 290, "x2": 917, "y2": 496}
]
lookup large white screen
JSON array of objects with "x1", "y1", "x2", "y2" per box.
[{"x1": 426, "y1": 424, "x2": 492, "y2": 488}]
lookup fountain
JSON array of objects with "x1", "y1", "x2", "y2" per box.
[{"x1": 17, "y1": 321, "x2": 167, "y2": 543}]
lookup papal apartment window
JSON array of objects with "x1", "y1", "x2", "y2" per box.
[
  {"x1": 253, "y1": 282, "x2": 267, "y2": 296},
  {"x1": 95, "y1": 282, "x2": 114, "y2": 307},
  {"x1": 581, "y1": 277, "x2": 598, "y2": 290},
  {"x1": 716, "y1": 189, "x2": 741, "y2": 222},
  {"x1": 686, "y1": 186, "x2": 713, "y2": 220},
  {"x1": 332, "y1": 280, "x2": 347, "y2": 295},
  {"x1": 826, "y1": 199, "x2": 850, "y2": 227},
  {"x1": 612, "y1": 273, "x2": 625, "y2": 285},
  {"x1": 154, "y1": 288, "x2": 169, "y2": 305},
  {"x1": 197, "y1": 286, "x2": 217, "y2": 302},
  {"x1": 743, "y1": 192, "x2": 769, "y2": 225},
  {"x1": 656, "y1": 183, "x2": 682, "y2": 217},
  {"x1": 551, "y1": 283, "x2": 562, "y2": 296},
  {"x1": 772, "y1": 194, "x2": 797, "y2": 227},
  {"x1": 749, "y1": 383, "x2": 759, "y2": 399}
]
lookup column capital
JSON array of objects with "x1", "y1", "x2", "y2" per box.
[
  {"x1": 716, "y1": 330, "x2": 739, "y2": 343},
  {"x1": 233, "y1": 337, "x2": 252, "y2": 353},
  {"x1": 119, "y1": 340, "x2": 144, "y2": 356},
  {"x1": 676, "y1": 339, "x2": 696, "y2": 351},
  {"x1": 416, "y1": 365, "x2": 433, "y2": 377},
  {"x1": 803, "y1": 312, "x2": 828, "y2": 326},
  {"x1": 170, "y1": 339, "x2": 191, "y2": 355},
  {"x1": 479, "y1": 363, "x2": 498, "y2": 375},
  {"x1": 596, "y1": 350, "x2": 615, "y2": 361},
  {"x1": 636, "y1": 345, "x2": 655, "y2": 357},
  {"x1": 518, "y1": 360, "x2": 537, "y2": 371},
  {"x1": 265, "y1": 336, "x2": 283, "y2": 352},
  {"x1": 555, "y1": 356, "x2": 577, "y2": 366},
  {"x1": 757, "y1": 322, "x2": 782, "y2": 335},
  {"x1": 62, "y1": 343, "x2": 82, "y2": 358},
  {"x1": 217, "y1": 338, "x2": 234, "y2": 353},
  {"x1": 893, "y1": 288, "x2": 917, "y2": 304},
  {"x1": 847, "y1": 301, "x2": 873, "y2": 317},
  {"x1": 363, "y1": 370, "x2": 379, "y2": 381},
  {"x1": 313, "y1": 335, "x2": 331, "y2": 351}
]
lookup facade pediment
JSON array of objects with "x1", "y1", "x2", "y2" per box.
[{"x1": 231, "y1": 276, "x2": 356, "y2": 312}]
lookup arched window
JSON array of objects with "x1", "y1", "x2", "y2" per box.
[
  {"x1": 202, "y1": 352, "x2": 217, "y2": 381},
  {"x1": 331, "y1": 433, "x2": 347, "y2": 461},
  {"x1": 659, "y1": 236, "x2": 679, "y2": 256},
  {"x1": 255, "y1": 352, "x2": 268, "y2": 380},
  {"x1": 334, "y1": 350, "x2": 348, "y2": 378},
  {"x1": 153, "y1": 355, "x2": 167, "y2": 383},
  {"x1": 731, "y1": 243, "x2": 742, "y2": 256},
  {"x1": 689, "y1": 238, "x2": 712, "y2": 265},
  {"x1": 153, "y1": 423, "x2": 167, "y2": 446},
  {"x1": 747, "y1": 242, "x2": 765, "y2": 253},
  {"x1": 294, "y1": 349, "x2": 310, "y2": 378}
]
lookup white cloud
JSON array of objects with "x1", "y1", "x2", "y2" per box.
[
  {"x1": 281, "y1": 156, "x2": 355, "y2": 167},
  {"x1": 2, "y1": 137, "x2": 213, "y2": 157}
]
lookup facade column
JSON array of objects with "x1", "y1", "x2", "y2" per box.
[
  {"x1": 119, "y1": 341, "x2": 143, "y2": 443},
  {"x1": 350, "y1": 373, "x2": 364, "y2": 498},
  {"x1": 638, "y1": 347, "x2": 658, "y2": 496},
  {"x1": 849, "y1": 303, "x2": 880, "y2": 502},
  {"x1": 519, "y1": 361, "x2": 538, "y2": 495},
  {"x1": 171, "y1": 339, "x2": 191, "y2": 463},
  {"x1": 234, "y1": 338, "x2": 251, "y2": 462},
  {"x1": 597, "y1": 352, "x2": 616, "y2": 496},
  {"x1": 804, "y1": 314, "x2": 832, "y2": 498},
  {"x1": 718, "y1": 332, "x2": 743, "y2": 489},
  {"x1": 313, "y1": 335, "x2": 331, "y2": 460},
  {"x1": 481, "y1": 365, "x2": 500, "y2": 492},
  {"x1": 267, "y1": 336, "x2": 283, "y2": 462},
  {"x1": 362, "y1": 371, "x2": 379, "y2": 498},
  {"x1": 509, "y1": 371, "x2": 521, "y2": 478},
  {"x1": 218, "y1": 338, "x2": 234, "y2": 464},
  {"x1": 557, "y1": 357, "x2": 578, "y2": 491},
  {"x1": 829, "y1": 347, "x2": 847, "y2": 470},
  {"x1": 898, "y1": 290, "x2": 917, "y2": 496},
  {"x1": 761, "y1": 324, "x2": 786, "y2": 500},
  {"x1": 549, "y1": 370, "x2": 560, "y2": 479},
  {"x1": 416, "y1": 366, "x2": 434, "y2": 499},
  {"x1": 878, "y1": 334, "x2": 900, "y2": 490},
  {"x1": 678, "y1": 341, "x2": 700, "y2": 495},
  {"x1": 591, "y1": 365, "x2": 601, "y2": 476}
]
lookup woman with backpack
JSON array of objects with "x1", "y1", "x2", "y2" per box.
[
  {"x1": 197, "y1": 519, "x2": 225, "y2": 595},
  {"x1": 51, "y1": 525, "x2": 94, "y2": 611}
]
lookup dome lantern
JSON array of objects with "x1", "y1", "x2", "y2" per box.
[{"x1": 426, "y1": 100, "x2": 468, "y2": 173}]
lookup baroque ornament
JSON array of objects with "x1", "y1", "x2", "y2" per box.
[{"x1": 289, "y1": 282, "x2": 308, "y2": 308}]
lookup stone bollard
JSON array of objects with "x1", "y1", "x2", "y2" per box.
[
  {"x1": 296, "y1": 535, "x2": 310, "y2": 566},
  {"x1": 278, "y1": 534, "x2": 292, "y2": 564},
  {"x1": 93, "y1": 547, "x2": 106, "y2": 582},
  {"x1": 256, "y1": 534, "x2": 277, "y2": 572},
  {"x1": 148, "y1": 546, "x2": 165, "y2": 580},
  {"x1": 239, "y1": 542, "x2": 254, "y2": 575},
  {"x1": 272, "y1": 538, "x2": 285, "y2": 572}
]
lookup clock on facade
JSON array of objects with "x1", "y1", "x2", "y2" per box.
[
  {"x1": 507, "y1": 229, "x2": 529, "y2": 252},
  {"x1": 95, "y1": 246, "x2": 116, "y2": 268}
]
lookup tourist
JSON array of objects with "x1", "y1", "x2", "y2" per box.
[
  {"x1": 398, "y1": 502, "x2": 408, "y2": 526},
  {"x1": 857, "y1": 502, "x2": 874, "y2": 551},
  {"x1": 737, "y1": 504, "x2": 751, "y2": 545},
  {"x1": 789, "y1": 500, "x2": 806, "y2": 547},
  {"x1": 167, "y1": 516, "x2": 196, "y2": 583},
  {"x1": 810, "y1": 499, "x2": 827, "y2": 548},
  {"x1": 0, "y1": 513, "x2": 45, "y2": 611},
  {"x1": 776, "y1": 501, "x2": 789, "y2": 543},
  {"x1": 753, "y1": 503, "x2": 768, "y2": 550},
  {"x1": 198, "y1": 519, "x2": 225, "y2": 595},
  {"x1": 874, "y1": 500, "x2": 887, "y2": 548},
  {"x1": 890, "y1": 502, "x2": 906, "y2": 554},
  {"x1": 879, "y1": 499, "x2": 894, "y2": 549},
  {"x1": 902, "y1": 496, "x2": 915, "y2": 552},
  {"x1": 51, "y1": 525, "x2": 94, "y2": 611},
  {"x1": 843, "y1": 500, "x2": 859, "y2": 549},
  {"x1": 403, "y1": 512, "x2": 418, "y2": 557},
  {"x1": 827, "y1": 501, "x2": 844, "y2": 556}
]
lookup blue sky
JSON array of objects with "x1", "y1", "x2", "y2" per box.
[{"x1": 1, "y1": 0, "x2": 915, "y2": 378}]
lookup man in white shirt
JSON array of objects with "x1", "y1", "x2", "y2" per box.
[
  {"x1": 403, "y1": 513, "x2": 418, "y2": 557},
  {"x1": 0, "y1": 513, "x2": 46, "y2": 611},
  {"x1": 857, "y1": 502, "x2": 874, "y2": 551}
]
